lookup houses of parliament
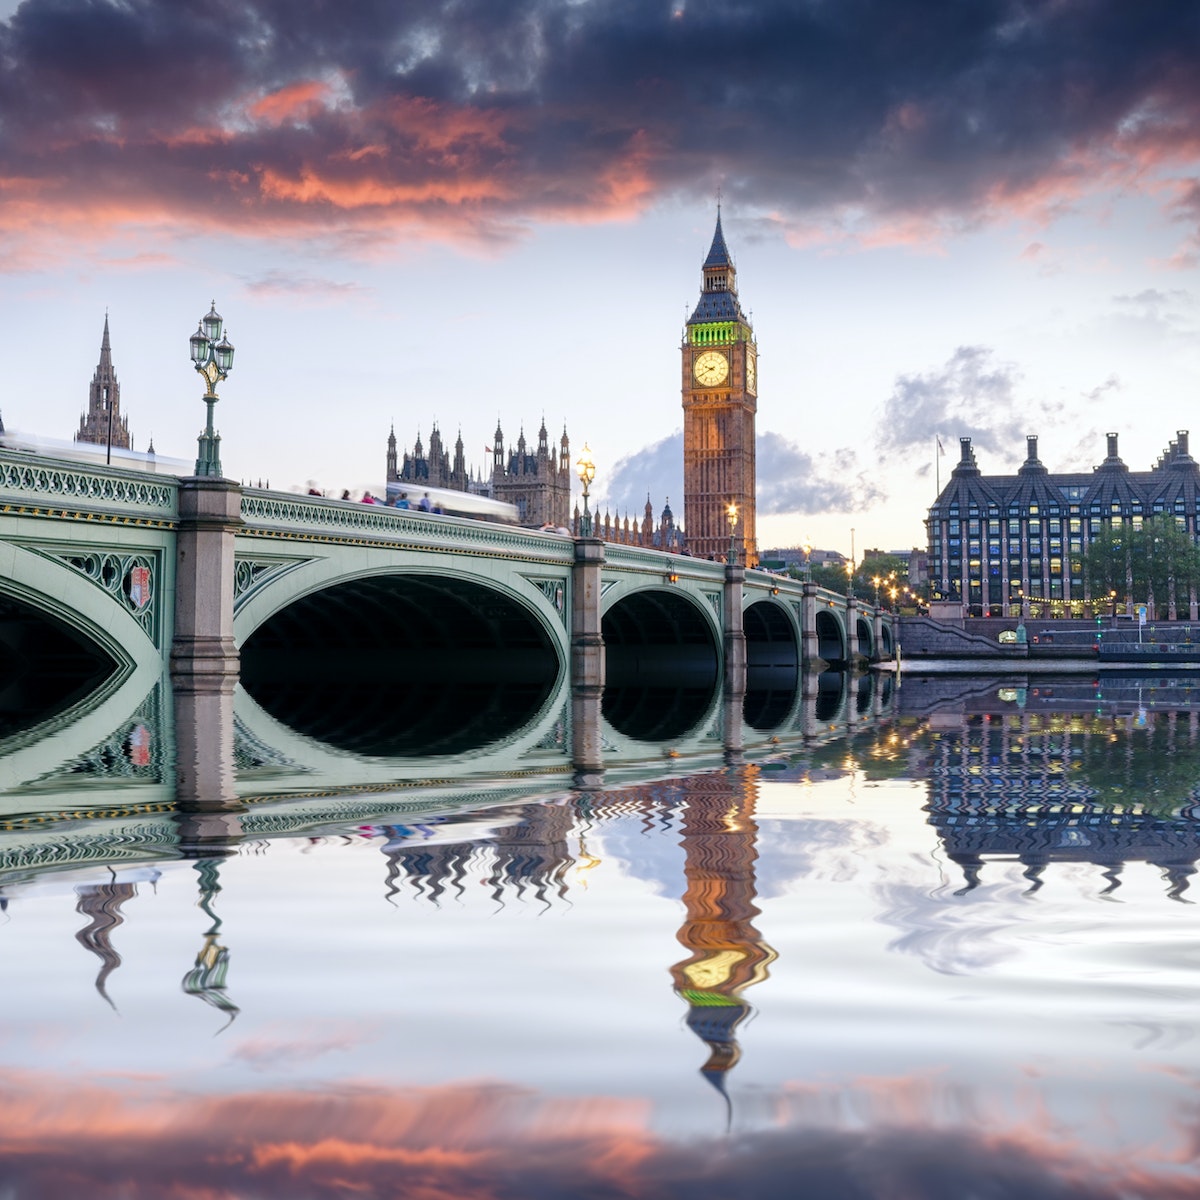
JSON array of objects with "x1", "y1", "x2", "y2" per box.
[
  {"x1": 386, "y1": 212, "x2": 760, "y2": 558},
  {"x1": 73, "y1": 214, "x2": 761, "y2": 554}
]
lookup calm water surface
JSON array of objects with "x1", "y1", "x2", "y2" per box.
[{"x1": 1, "y1": 670, "x2": 1199, "y2": 1197}]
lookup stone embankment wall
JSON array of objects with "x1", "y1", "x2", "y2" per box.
[{"x1": 898, "y1": 617, "x2": 1109, "y2": 660}]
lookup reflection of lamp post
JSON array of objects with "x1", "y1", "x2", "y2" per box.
[
  {"x1": 727, "y1": 502, "x2": 739, "y2": 565},
  {"x1": 188, "y1": 302, "x2": 235, "y2": 478},
  {"x1": 575, "y1": 443, "x2": 596, "y2": 536},
  {"x1": 802, "y1": 538, "x2": 813, "y2": 583}
]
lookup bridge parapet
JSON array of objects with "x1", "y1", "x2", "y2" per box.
[
  {"x1": 239, "y1": 489, "x2": 575, "y2": 564},
  {"x1": 0, "y1": 450, "x2": 178, "y2": 524}
]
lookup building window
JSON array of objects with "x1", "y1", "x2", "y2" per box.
[{"x1": 1008, "y1": 519, "x2": 1020, "y2": 536}]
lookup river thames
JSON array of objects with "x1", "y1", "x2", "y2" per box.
[{"x1": 1, "y1": 669, "x2": 1199, "y2": 1197}]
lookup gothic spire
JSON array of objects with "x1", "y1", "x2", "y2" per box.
[{"x1": 703, "y1": 210, "x2": 733, "y2": 270}]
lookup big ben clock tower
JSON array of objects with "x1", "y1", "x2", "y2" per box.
[{"x1": 683, "y1": 211, "x2": 757, "y2": 564}]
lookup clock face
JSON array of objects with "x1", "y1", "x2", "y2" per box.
[
  {"x1": 693, "y1": 350, "x2": 729, "y2": 387},
  {"x1": 746, "y1": 352, "x2": 757, "y2": 394}
]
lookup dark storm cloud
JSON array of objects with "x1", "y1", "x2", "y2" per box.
[
  {"x1": 1, "y1": 0, "x2": 1200, "y2": 249},
  {"x1": 602, "y1": 430, "x2": 883, "y2": 520}
]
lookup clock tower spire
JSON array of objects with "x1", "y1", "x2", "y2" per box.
[{"x1": 682, "y1": 211, "x2": 757, "y2": 564}]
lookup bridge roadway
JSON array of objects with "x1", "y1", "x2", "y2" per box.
[{"x1": 0, "y1": 455, "x2": 896, "y2": 786}]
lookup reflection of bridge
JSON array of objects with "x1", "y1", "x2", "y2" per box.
[
  {"x1": 0, "y1": 454, "x2": 896, "y2": 726},
  {"x1": 0, "y1": 665, "x2": 897, "y2": 825}
]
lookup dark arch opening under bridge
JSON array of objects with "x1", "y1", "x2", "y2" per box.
[
  {"x1": 744, "y1": 600, "x2": 799, "y2": 731},
  {"x1": 602, "y1": 590, "x2": 718, "y2": 742},
  {"x1": 0, "y1": 593, "x2": 118, "y2": 738},
  {"x1": 240, "y1": 574, "x2": 560, "y2": 757}
]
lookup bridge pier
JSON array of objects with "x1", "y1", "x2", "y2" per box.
[
  {"x1": 846, "y1": 598, "x2": 860, "y2": 663},
  {"x1": 571, "y1": 537, "x2": 606, "y2": 688},
  {"x1": 171, "y1": 478, "x2": 242, "y2": 688},
  {"x1": 723, "y1": 562, "x2": 746, "y2": 762},
  {"x1": 571, "y1": 537, "x2": 606, "y2": 783},
  {"x1": 800, "y1": 581, "x2": 820, "y2": 665},
  {"x1": 172, "y1": 680, "x2": 243, "y2": 814}
]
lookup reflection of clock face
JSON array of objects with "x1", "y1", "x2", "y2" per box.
[
  {"x1": 693, "y1": 350, "x2": 729, "y2": 387},
  {"x1": 746, "y1": 353, "x2": 757, "y2": 393}
]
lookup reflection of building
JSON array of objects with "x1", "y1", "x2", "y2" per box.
[
  {"x1": 923, "y1": 708, "x2": 1200, "y2": 897},
  {"x1": 670, "y1": 767, "x2": 776, "y2": 1097},
  {"x1": 380, "y1": 801, "x2": 578, "y2": 908},
  {"x1": 75, "y1": 880, "x2": 137, "y2": 1009},
  {"x1": 928, "y1": 430, "x2": 1200, "y2": 617},
  {"x1": 683, "y1": 212, "x2": 758, "y2": 564},
  {"x1": 75, "y1": 315, "x2": 133, "y2": 450}
]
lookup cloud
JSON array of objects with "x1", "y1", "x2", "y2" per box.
[
  {"x1": 2, "y1": 1, "x2": 1200, "y2": 255},
  {"x1": 0, "y1": 1068, "x2": 1194, "y2": 1198},
  {"x1": 230, "y1": 1023, "x2": 372, "y2": 1072},
  {"x1": 241, "y1": 269, "x2": 366, "y2": 301},
  {"x1": 877, "y1": 346, "x2": 1050, "y2": 464},
  {"x1": 600, "y1": 430, "x2": 884, "y2": 521}
]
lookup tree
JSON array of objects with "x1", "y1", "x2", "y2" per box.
[{"x1": 1082, "y1": 515, "x2": 1200, "y2": 617}]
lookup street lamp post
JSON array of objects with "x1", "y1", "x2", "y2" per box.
[
  {"x1": 727, "y1": 502, "x2": 739, "y2": 565},
  {"x1": 576, "y1": 443, "x2": 596, "y2": 537},
  {"x1": 188, "y1": 302, "x2": 235, "y2": 478},
  {"x1": 802, "y1": 538, "x2": 813, "y2": 583},
  {"x1": 845, "y1": 558, "x2": 854, "y2": 601}
]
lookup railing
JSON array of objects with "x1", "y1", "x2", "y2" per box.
[
  {"x1": 0, "y1": 450, "x2": 178, "y2": 520},
  {"x1": 239, "y1": 490, "x2": 577, "y2": 563}
]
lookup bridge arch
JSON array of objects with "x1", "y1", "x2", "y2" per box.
[
  {"x1": 879, "y1": 622, "x2": 894, "y2": 657},
  {"x1": 0, "y1": 545, "x2": 163, "y2": 678},
  {"x1": 856, "y1": 614, "x2": 875, "y2": 660},
  {"x1": 814, "y1": 607, "x2": 847, "y2": 664},
  {"x1": 235, "y1": 554, "x2": 569, "y2": 666},
  {"x1": 600, "y1": 587, "x2": 720, "y2": 742},
  {"x1": 237, "y1": 562, "x2": 566, "y2": 756},
  {"x1": 743, "y1": 598, "x2": 800, "y2": 731}
]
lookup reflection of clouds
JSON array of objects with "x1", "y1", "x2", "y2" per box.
[
  {"x1": 756, "y1": 819, "x2": 890, "y2": 898},
  {"x1": 231, "y1": 1022, "x2": 376, "y2": 1072},
  {"x1": 873, "y1": 880, "x2": 1026, "y2": 976},
  {"x1": 0, "y1": 1069, "x2": 1193, "y2": 1198}
]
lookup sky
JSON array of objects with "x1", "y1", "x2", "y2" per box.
[{"x1": 1, "y1": 0, "x2": 1199, "y2": 556}]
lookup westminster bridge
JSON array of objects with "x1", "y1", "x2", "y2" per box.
[{"x1": 0, "y1": 450, "x2": 895, "y2": 736}]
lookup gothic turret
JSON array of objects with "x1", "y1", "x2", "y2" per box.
[{"x1": 76, "y1": 314, "x2": 132, "y2": 451}]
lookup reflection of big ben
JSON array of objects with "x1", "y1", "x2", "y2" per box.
[
  {"x1": 670, "y1": 767, "x2": 776, "y2": 1101},
  {"x1": 683, "y1": 210, "x2": 758, "y2": 565}
]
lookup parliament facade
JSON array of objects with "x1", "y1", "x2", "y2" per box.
[
  {"x1": 928, "y1": 430, "x2": 1200, "y2": 617},
  {"x1": 381, "y1": 210, "x2": 760, "y2": 550}
]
